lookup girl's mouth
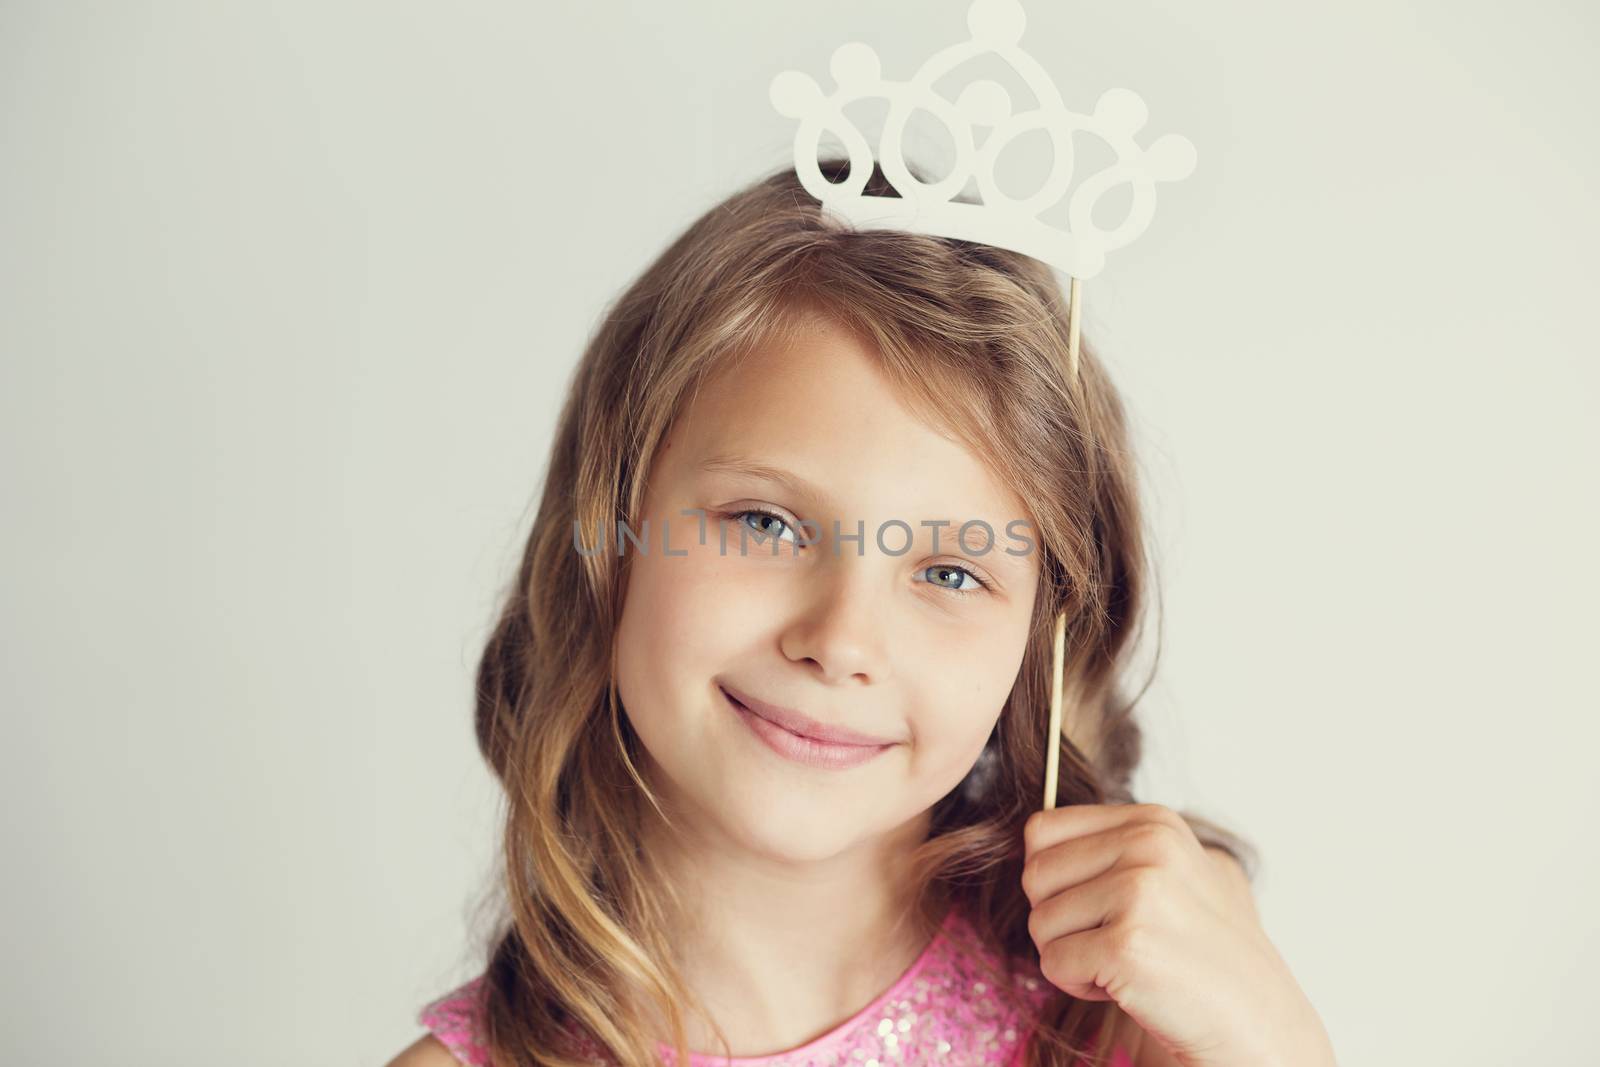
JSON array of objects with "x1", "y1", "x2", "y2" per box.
[{"x1": 720, "y1": 685, "x2": 894, "y2": 770}]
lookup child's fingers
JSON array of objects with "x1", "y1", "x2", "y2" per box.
[
  {"x1": 1022, "y1": 816, "x2": 1196, "y2": 906},
  {"x1": 1026, "y1": 863, "x2": 1160, "y2": 949},
  {"x1": 1023, "y1": 802, "x2": 1186, "y2": 856},
  {"x1": 1036, "y1": 921, "x2": 1134, "y2": 1002}
]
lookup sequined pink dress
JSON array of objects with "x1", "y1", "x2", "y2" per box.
[{"x1": 417, "y1": 906, "x2": 1134, "y2": 1066}]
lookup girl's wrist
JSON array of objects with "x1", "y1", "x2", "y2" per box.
[
  {"x1": 1284, "y1": 1012, "x2": 1337, "y2": 1067},
  {"x1": 1195, "y1": 847, "x2": 1334, "y2": 1067},
  {"x1": 1243, "y1": 997, "x2": 1337, "y2": 1067}
]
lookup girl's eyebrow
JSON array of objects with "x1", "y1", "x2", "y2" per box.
[{"x1": 697, "y1": 453, "x2": 824, "y2": 501}]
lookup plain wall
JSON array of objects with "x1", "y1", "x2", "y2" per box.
[{"x1": 2, "y1": 1, "x2": 1596, "y2": 1063}]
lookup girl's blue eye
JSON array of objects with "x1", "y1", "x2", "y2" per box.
[
  {"x1": 918, "y1": 563, "x2": 990, "y2": 598},
  {"x1": 733, "y1": 507, "x2": 799, "y2": 544},
  {"x1": 725, "y1": 509, "x2": 992, "y2": 598}
]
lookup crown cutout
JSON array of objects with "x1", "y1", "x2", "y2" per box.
[{"x1": 769, "y1": 0, "x2": 1195, "y2": 279}]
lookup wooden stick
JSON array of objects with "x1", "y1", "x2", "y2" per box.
[
  {"x1": 1043, "y1": 611, "x2": 1067, "y2": 810},
  {"x1": 1067, "y1": 275, "x2": 1081, "y2": 382},
  {"x1": 1043, "y1": 276, "x2": 1082, "y2": 811}
]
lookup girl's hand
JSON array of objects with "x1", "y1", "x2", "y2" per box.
[{"x1": 1021, "y1": 803, "x2": 1336, "y2": 1067}]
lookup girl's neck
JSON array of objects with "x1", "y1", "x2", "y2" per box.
[{"x1": 638, "y1": 796, "x2": 940, "y2": 1056}]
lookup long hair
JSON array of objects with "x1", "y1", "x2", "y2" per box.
[{"x1": 466, "y1": 157, "x2": 1258, "y2": 1067}]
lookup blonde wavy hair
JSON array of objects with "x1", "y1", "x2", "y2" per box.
[{"x1": 463, "y1": 157, "x2": 1257, "y2": 1067}]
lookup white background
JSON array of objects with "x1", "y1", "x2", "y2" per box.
[{"x1": 2, "y1": 1, "x2": 1596, "y2": 1063}]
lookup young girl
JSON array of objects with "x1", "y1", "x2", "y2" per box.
[{"x1": 385, "y1": 159, "x2": 1335, "y2": 1067}]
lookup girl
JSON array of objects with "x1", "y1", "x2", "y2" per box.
[{"x1": 386, "y1": 159, "x2": 1335, "y2": 1067}]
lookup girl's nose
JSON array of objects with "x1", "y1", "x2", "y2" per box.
[{"x1": 777, "y1": 556, "x2": 894, "y2": 686}]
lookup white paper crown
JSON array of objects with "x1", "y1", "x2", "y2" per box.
[{"x1": 768, "y1": 0, "x2": 1196, "y2": 280}]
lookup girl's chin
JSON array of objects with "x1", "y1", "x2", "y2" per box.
[
  {"x1": 728, "y1": 823, "x2": 875, "y2": 865},
  {"x1": 684, "y1": 787, "x2": 883, "y2": 859}
]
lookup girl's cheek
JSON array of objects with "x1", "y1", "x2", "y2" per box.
[{"x1": 626, "y1": 526, "x2": 788, "y2": 656}]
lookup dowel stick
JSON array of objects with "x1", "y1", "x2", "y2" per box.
[
  {"x1": 1044, "y1": 277, "x2": 1082, "y2": 811},
  {"x1": 1043, "y1": 611, "x2": 1067, "y2": 810},
  {"x1": 1067, "y1": 276, "x2": 1082, "y2": 381}
]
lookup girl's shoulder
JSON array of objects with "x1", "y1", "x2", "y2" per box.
[
  {"x1": 414, "y1": 973, "x2": 491, "y2": 1066},
  {"x1": 383, "y1": 1033, "x2": 470, "y2": 1067}
]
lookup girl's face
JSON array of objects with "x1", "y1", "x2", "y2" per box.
[{"x1": 614, "y1": 315, "x2": 1040, "y2": 865}]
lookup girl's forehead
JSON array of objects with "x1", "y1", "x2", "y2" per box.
[
  {"x1": 690, "y1": 315, "x2": 944, "y2": 436},
  {"x1": 680, "y1": 325, "x2": 935, "y2": 457}
]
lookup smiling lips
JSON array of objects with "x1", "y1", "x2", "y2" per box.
[{"x1": 719, "y1": 683, "x2": 898, "y2": 770}]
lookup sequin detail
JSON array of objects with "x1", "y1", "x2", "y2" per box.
[
  {"x1": 417, "y1": 907, "x2": 1130, "y2": 1066},
  {"x1": 418, "y1": 975, "x2": 490, "y2": 1066}
]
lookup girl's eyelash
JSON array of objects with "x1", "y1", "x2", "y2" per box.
[
  {"x1": 924, "y1": 563, "x2": 992, "y2": 598},
  {"x1": 721, "y1": 508, "x2": 994, "y2": 598}
]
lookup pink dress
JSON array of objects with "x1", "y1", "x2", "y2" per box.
[{"x1": 417, "y1": 906, "x2": 1135, "y2": 1066}]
